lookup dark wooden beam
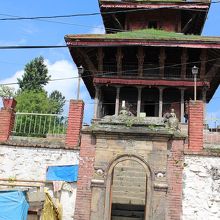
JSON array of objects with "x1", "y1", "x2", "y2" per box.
[
  {"x1": 136, "y1": 47, "x2": 145, "y2": 77},
  {"x1": 77, "y1": 48, "x2": 97, "y2": 75},
  {"x1": 200, "y1": 49, "x2": 207, "y2": 80},
  {"x1": 159, "y1": 48, "x2": 166, "y2": 78},
  {"x1": 94, "y1": 77, "x2": 209, "y2": 88},
  {"x1": 205, "y1": 58, "x2": 220, "y2": 80},
  {"x1": 116, "y1": 47, "x2": 123, "y2": 76},
  {"x1": 181, "y1": 48, "x2": 188, "y2": 79}
]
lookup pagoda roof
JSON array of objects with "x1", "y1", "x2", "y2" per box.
[
  {"x1": 99, "y1": 1, "x2": 210, "y2": 34},
  {"x1": 65, "y1": 29, "x2": 220, "y2": 49},
  {"x1": 99, "y1": 0, "x2": 210, "y2": 8}
]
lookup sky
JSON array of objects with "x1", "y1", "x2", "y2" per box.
[{"x1": 0, "y1": 0, "x2": 220, "y2": 123}]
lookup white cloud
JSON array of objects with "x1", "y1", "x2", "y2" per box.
[
  {"x1": 90, "y1": 25, "x2": 105, "y2": 34},
  {"x1": 0, "y1": 39, "x2": 27, "y2": 46}
]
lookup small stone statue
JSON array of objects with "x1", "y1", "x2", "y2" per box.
[
  {"x1": 119, "y1": 106, "x2": 133, "y2": 116},
  {"x1": 163, "y1": 108, "x2": 179, "y2": 130},
  {"x1": 119, "y1": 100, "x2": 133, "y2": 116},
  {"x1": 168, "y1": 108, "x2": 179, "y2": 130}
]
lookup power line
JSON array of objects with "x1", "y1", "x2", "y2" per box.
[
  {"x1": 0, "y1": 45, "x2": 67, "y2": 50},
  {"x1": 0, "y1": 4, "x2": 211, "y2": 21}
]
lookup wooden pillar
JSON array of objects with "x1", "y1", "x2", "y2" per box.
[
  {"x1": 181, "y1": 48, "x2": 188, "y2": 79},
  {"x1": 180, "y1": 88, "x2": 185, "y2": 123},
  {"x1": 97, "y1": 48, "x2": 104, "y2": 74},
  {"x1": 137, "y1": 87, "x2": 142, "y2": 117},
  {"x1": 116, "y1": 47, "x2": 123, "y2": 76},
  {"x1": 115, "y1": 86, "x2": 121, "y2": 116},
  {"x1": 158, "y1": 87, "x2": 164, "y2": 117},
  {"x1": 200, "y1": 49, "x2": 207, "y2": 80},
  {"x1": 159, "y1": 48, "x2": 166, "y2": 78},
  {"x1": 137, "y1": 47, "x2": 145, "y2": 77},
  {"x1": 94, "y1": 86, "x2": 100, "y2": 119}
]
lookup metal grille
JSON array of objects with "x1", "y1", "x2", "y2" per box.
[{"x1": 12, "y1": 112, "x2": 68, "y2": 137}]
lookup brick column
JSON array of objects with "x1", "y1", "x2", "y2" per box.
[
  {"x1": 74, "y1": 133, "x2": 95, "y2": 220},
  {"x1": 188, "y1": 101, "x2": 204, "y2": 151},
  {"x1": 167, "y1": 139, "x2": 184, "y2": 220},
  {"x1": 0, "y1": 107, "x2": 16, "y2": 142},
  {"x1": 65, "y1": 100, "x2": 84, "y2": 148}
]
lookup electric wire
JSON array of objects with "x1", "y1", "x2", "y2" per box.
[{"x1": 0, "y1": 4, "x2": 213, "y2": 21}]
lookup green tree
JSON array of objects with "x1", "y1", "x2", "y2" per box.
[
  {"x1": 17, "y1": 56, "x2": 50, "y2": 91},
  {"x1": 49, "y1": 90, "x2": 66, "y2": 114},
  {"x1": 15, "y1": 90, "x2": 52, "y2": 113}
]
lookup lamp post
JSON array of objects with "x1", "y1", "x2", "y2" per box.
[
  {"x1": 192, "y1": 66, "x2": 199, "y2": 101},
  {"x1": 77, "y1": 65, "x2": 84, "y2": 100}
]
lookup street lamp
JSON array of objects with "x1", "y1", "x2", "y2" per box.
[
  {"x1": 77, "y1": 65, "x2": 84, "y2": 100},
  {"x1": 192, "y1": 66, "x2": 199, "y2": 101}
]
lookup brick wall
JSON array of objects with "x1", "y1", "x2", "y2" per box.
[
  {"x1": 0, "y1": 108, "x2": 15, "y2": 142},
  {"x1": 167, "y1": 140, "x2": 184, "y2": 220},
  {"x1": 74, "y1": 133, "x2": 95, "y2": 220},
  {"x1": 65, "y1": 100, "x2": 84, "y2": 148},
  {"x1": 188, "y1": 101, "x2": 204, "y2": 151}
]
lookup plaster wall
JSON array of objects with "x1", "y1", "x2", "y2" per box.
[
  {"x1": 0, "y1": 145, "x2": 79, "y2": 220},
  {"x1": 183, "y1": 155, "x2": 220, "y2": 220}
]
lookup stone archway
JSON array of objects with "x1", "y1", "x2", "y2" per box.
[{"x1": 104, "y1": 154, "x2": 154, "y2": 220}]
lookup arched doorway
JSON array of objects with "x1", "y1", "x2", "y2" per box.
[{"x1": 104, "y1": 154, "x2": 153, "y2": 220}]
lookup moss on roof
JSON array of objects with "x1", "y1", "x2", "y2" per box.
[
  {"x1": 66, "y1": 29, "x2": 220, "y2": 42},
  {"x1": 98, "y1": 29, "x2": 220, "y2": 41},
  {"x1": 100, "y1": 0, "x2": 185, "y2": 3}
]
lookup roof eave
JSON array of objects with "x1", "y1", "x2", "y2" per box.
[{"x1": 65, "y1": 37, "x2": 220, "y2": 49}]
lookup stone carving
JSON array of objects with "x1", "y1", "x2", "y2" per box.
[
  {"x1": 96, "y1": 168, "x2": 104, "y2": 177},
  {"x1": 119, "y1": 105, "x2": 133, "y2": 116},
  {"x1": 163, "y1": 108, "x2": 179, "y2": 130}
]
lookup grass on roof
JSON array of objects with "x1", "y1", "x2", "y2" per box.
[
  {"x1": 100, "y1": 0, "x2": 184, "y2": 2},
  {"x1": 105, "y1": 29, "x2": 218, "y2": 41}
]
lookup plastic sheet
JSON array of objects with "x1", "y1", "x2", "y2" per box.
[
  {"x1": 0, "y1": 190, "x2": 29, "y2": 220},
  {"x1": 46, "y1": 165, "x2": 78, "y2": 182}
]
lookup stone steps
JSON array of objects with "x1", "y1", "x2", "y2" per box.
[
  {"x1": 112, "y1": 164, "x2": 147, "y2": 205},
  {"x1": 112, "y1": 196, "x2": 145, "y2": 205},
  {"x1": 112, "y1": 217, "x2": 143, "y2": 220},
  {"x1": 111, "y1": 204, "x2": 144, "y2": 220},
  {"x1": 112, "y1": 185, "x2": 146, "y2": 193}
]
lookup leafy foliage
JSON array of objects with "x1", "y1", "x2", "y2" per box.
[
  {"x1": 49, "y1": 90, "x2": 66, "y2": 114},
  {"x1": 0, "y1": 85, "x2": 15, "y2": 98},
  {"x1": 17, "y1": 56, "x2": 51, "y2": 91},
  {"x1": 16, "y1": 90, "x2": 52, "y2": 113}
]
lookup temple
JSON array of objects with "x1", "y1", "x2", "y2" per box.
[{"x1": 65, "y1": 0, "x2": 220, "y2": 219}]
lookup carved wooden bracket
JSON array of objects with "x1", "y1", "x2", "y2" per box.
[
  {"x1": 181, "y1": 48, "x2": 188, "y2": 79},
  {"x1": 116, "y1": 47, "x2": 123, "y2": 75},
  {"x1": 77, "y1": 48, "x2": 97, "y2": 76},
  {"x1": 136, "y1": 47, "x2": 145, "y2": 77},
  {"x1": 159, "y1": 48, "x2": 166, "y2": 77}
]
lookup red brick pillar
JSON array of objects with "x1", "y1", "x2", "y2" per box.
[
  {"x1": 74, "y1": 133, "x2": 95, "y2": 220},
  {"x1": 167, "y1": 140, "x2": 184, "y2": 220},
  {"x1": 188, "y1": 101, "x2": 204, "y2": 151},
  {"x1": 0, "y1": 107, "x2": 16, "y2": 142},
  {"x1": 65, "y1": 100, "x2": 84, "y2": 148}
]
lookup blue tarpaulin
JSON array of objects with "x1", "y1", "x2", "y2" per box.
[
  {"x1": 0, "y1": 190, "x2": 29, "y2": 220},
  {"x1": 46, "y1": 165, "x2": 79, "y2": 182}
]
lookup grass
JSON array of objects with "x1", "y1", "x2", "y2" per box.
[
  {"x1": 100, "y1": 0, "x2": 185, "y2": 2},
  {"x1": 67, "y1": 29, "x2": 220, "y2": 42},
  {"x1": 105, "y1": 29, "x2": 219, "y2": 41}
]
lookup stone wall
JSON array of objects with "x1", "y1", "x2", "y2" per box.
[
  {"x1": 0, "y1": 144, "x2": 79, "y2": 220},
  {"x1": 91, "y1": 135, "x2": 177, "y2": 220},
  {"x1": 182, "y1": 155, "x2": 220, "y2": 220}
]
